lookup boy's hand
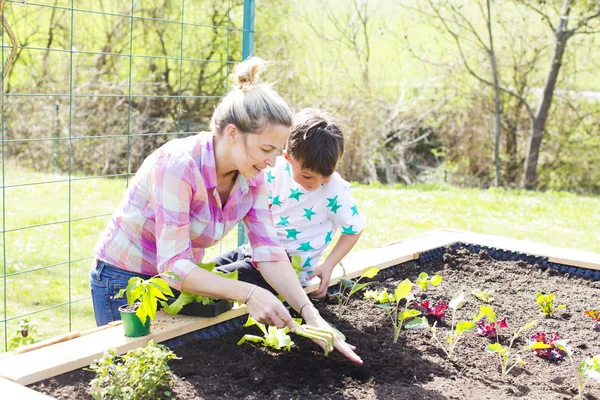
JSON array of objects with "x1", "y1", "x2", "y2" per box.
[{"x1": 310, "y1": 262, "x2": 335, "y2": 298}]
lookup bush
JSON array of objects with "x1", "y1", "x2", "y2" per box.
[{"x1": 88, "y1": 340, "x2": 179, "y2": 400}]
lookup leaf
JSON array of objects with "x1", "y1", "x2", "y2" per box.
[
  {"x1": 486, "y1": 343, "x2": 506, "y2": 354},
  {"x1": 376, "y1": 303, "x2": 392, "y2": 313},
  {"x1": 361, "y1": 267, "x2": 379, "y2": 279},
  {"x1": 429, "y1": 275, "x2": 443, "y2": 287},
  {"x1": 527, "y1": 342, "x2": 552, "y2": 350},
  {"x1": 479, "y1": 305, "x2": 497, "y2": 323},
  {"x1": 290, "y1": 255, "x2": 303, "y2": 274},
  {"x1": 455, "y1": 321, "x2": 475, "y2": 335},
  {"x1": 556, "y1": 304, "x2": 567, "y2": 310},
  {"x1": 449, "y1": 290, "x2": 465, "y2": 310},
  {"x1": 349, "y1": 282, "x2": 369, "y2": 296},
  {"x1": 150, "y1": 277, "x2": 174, "y2": 297},
  {"x1": 405, "y1": 316, "x2": 429, "y2": 330},
  {"x1": 522, "y1": 320, "x2": 537, "y2": 331},
  {"x1": 196, "y1": 261, "x2": 218, "y2": 272},
  {"x1": 394, "y1": 279, "x2": 413, "y2": 302},
  {"x1": 237, "y1": 334, "x2": 264, "y2": 346},
  {"x1": 161, "y1": 291, "x2": 197, "y2": 316},
  {"x1": 339, "y1": 278, "x2": 354, "y2": 288},
  {"x1": 553, "y1": 340, "x2": 572, "y2": 356}
]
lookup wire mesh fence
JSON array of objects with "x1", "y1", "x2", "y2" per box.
[{"x1": 1, "y1": 0, "x2": 253, "y2": 352}]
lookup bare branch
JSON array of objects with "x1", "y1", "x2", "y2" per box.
[{"x1": 520, "y1": 1, "x2": 556, "y2": 32}]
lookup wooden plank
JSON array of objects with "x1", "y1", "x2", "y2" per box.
[{"x1": 0, "y1": 377, "x2": 55, "y2": 399}]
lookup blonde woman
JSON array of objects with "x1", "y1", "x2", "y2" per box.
[{"x1": 90, "y1": 57, "x2": 362, "y2": 364}]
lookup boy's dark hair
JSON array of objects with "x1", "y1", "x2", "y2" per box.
[{"x1": 287, "y1": 108, "x2": 344, "y2": 177}]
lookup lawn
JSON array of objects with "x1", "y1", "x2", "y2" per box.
[{"x1": 1, "y1": 166, "x2": 598, "y2": 351}]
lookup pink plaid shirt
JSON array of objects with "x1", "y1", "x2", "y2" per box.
[{"x1": 94, "y1": 132, "x2": 288, "y2": 290}]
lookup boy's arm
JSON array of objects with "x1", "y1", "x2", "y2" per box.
[{"x1": 310, "y1": 231, "x2": 362, "y2": 298}]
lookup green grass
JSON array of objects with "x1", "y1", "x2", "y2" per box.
[{"x1": 1, "y1": 167, "x2": 599, "y2": 351}]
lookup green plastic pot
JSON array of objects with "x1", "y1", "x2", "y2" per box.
[{"x1": 119, "y1": 303, "x2": 151, "y2": 337}]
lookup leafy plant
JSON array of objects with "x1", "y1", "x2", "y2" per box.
[
  {"x1": 476, "y1": 315, "x2": 508, "y2": 338},
  {"x1": 115, "y1": 272, "x2": 178, "y2": 323},
  {"x1": 414, "y1": 300, "x2": 449, "y2": 323},
  {"x1": 576, "y1": 355, "x2": 600, "y2": 400},
  {"x1": 536, "y1": 291, "x2": 566, "y2": 316},
  {"x1": 333, "y1": 267, "x2": 379, "y2": 319},
  {"x1": 485, "y1": 317, "x2": 538, "y2": 379},
  {"x1": 472, "y1": 289, "x2": 494, "y2": 303},
  {"x1": 429, "y1": 291, "x2": 475, "y2": 361},
  {"x1": 415, "y1": 272, "x2": 442, "y2": 291},
  {"x1": 527, "y1": 332, "x2": 571, "y2": 362},
  {"x1": 584, "y1": 309, "x2": 600, "y2": 331},
  {"x1": 88, "y1": 340, "x2": 179, "y2": 400},
  {"x1": 8, "y1": 318, "x2": 39, "y2": 350},
  {"x1": 364, "y1": 279, "x2": 421, "y2": 343},
  {"x1": 237, "y1": 316, "x2": 335, "y2": 355},
  {"x1": 161, "y1": 262, "x2": 237, "y2": 316},
  {"x1": 291, "y1": 254, "x2": 303, "y2": 279}
]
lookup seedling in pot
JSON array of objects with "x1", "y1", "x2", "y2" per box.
[
  {"x1": 415, "y1": 272, "x2": 443, "y2": 291},
  {"x1": 584, "y1": 309, "x2": 600, "y2": 331},
  {"x1": 472, "y1": 289, "x2": 494, "y2": 304},
  {"x1": 485, "y1": 318, "x2": 538, "y2": 379},
  {"x1": 364, "y1": 279, "x2": 422, "y2": 343},
  {"x1": 116, "y1": 272, "x2": 179, "y2": 323},
  {"x1": 576, "y1": 355, "x2": 600, "y2": 400},
  {"x1": 333, "y1": 267, "x2": 379, "y2": 319},
  {"x1": 429, "y1": 290, "x2": 476, "y2": 361},
  {"x1": 535, "y1": 291, "x2": 566, "y2": 317}
]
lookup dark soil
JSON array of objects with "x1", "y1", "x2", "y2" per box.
[{"x1": 31, "y1": 247, "x2": 600, "y2": 399}]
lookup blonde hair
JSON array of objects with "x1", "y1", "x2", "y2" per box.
[{"x1": 210, "y1": 57, "x2": 293, "y2": 135}]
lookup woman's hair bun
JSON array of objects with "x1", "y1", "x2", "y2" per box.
[{"x1": 233, "y1": 56, "x2": 266, "y2": 92}]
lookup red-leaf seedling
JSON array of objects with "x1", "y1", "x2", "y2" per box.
[
  {"x1": 584, "y1": 309, "x2": 600, "y2": 331},
  {"x1": 527, "y1": 332, "x2": 572, "y2": 362}
]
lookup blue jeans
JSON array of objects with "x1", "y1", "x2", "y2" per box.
[{"x1": 90, "y1": 260, "x2": 153, "y2": 327}]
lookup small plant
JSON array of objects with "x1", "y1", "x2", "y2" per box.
[
  {"x1": 536, "y1": 291, "x2": 566, "y2": 317},
  {"x1": 527, "y1": 332, "x2": 571, "y2": 362},
  {"x1": 472, "y1": 289, "x2": 494, "y2": 303},
  {"x1": 88, "y1": 340, "x2": 179, "y2": 400},
  {"x1": 8, "y1": 318, "x2": 39, "y2": 350},
  {"x1": 365, "y1": 279, "x2": 421, "y2": 343},
  {"x1": 333, "y1": 267, "x2": 379, "y2": 319},
  {"x1": 291, "y1": 254, "x2": 303, "y2": 279},
  {"x1": 429, "y1": 290, "x2": 475, "y2": 361},
  {"x1": 584, "y1": 309, "x2": 600, "y2": 331},
  {"x1": 161, "y1": 262, "x2": 237, "y2": 316},
  {"x1": 476, "y1": 315, "x2": 508, "y2": 338},
  {"x1": 115, "y1": 272, "x2": 178, "y2": 323},
  {"x1": 414, "y1": 300, "x2": 449, "y2": 323},
  {"x1": 576, "y1": 355, "x2": 600, "y2": 400},
  {"x1": 485, "y1": 318, "x2": 538, "y2": 379},
  {"x1": 415, "y1": 272, "x2": 443, "y2": 291},
  {"x1": 237, "y1": 316, "x2": 335, "y2": 355}
]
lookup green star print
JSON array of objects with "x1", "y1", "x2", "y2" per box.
[
  {"x1": 341, "y1": 225, "x2": 358, "y2": 235},
  {"x1": 289, "y1": 188, "x2": 304, "y2": 201},
  {"x1": 351, "y1": 204, "x2": 359, "y2": 216},
  {"x1": 272, "y1": 195, "x2": 283, "y2": 207},
  {"x1": 324, "y1": 230, "x2": 333, "y2": 244},
  {"x1": 297, "y1": 242, "x2": 315, "y2": 251},
  {"x1": 302, "y1": 207, "x2": 316, "y2": 220},
  {"x1": 286, "y1": 228, "x2": 301, "y2": 240},
  {"x1": 266, "y1": 170, "x2": 275, "y2": 183},
  {"x1": 302, "y1": 256, "x2": 312, "y2": 267},
  {"x1": 277, "y1": 216, "x2": 289, "y2": 226}
]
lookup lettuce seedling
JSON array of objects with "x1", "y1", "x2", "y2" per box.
[
  {"x1": 414, "y1": 300, "x2": 449, "y2": 323},
  {"x1": 365, "y1": 279, "x2": 422, "y2": 343},
  {"x1": 472, "y1": 289, "x2": 494, "y2": 303},
  {"x1": 536, "y1": 291, "x2": 566, "y2": 317},
  {"x1": 476, "y1": 316, "x2": 508, "y2": 338},
  {"x1": 429, "y1": 290, "x2": 476, "y2": 361},
  {"x1": 334, "y1": 267, "x2": 379, "y2": 319},
  {"x1": 584, "y1": 309, "x2": 600, "y2": 331},
  {"x1": 576, "y1": 355, "x2": 600, "y2": 400},
  {"x1": 527, "y1": 332, "x2": 571, "y2": 362},
  {"x1": 415, "y1": 272, "x2": 443, "y2": 291},
  {"x1": 115, "y1": 272, "x2": 178, "y2": 323},
  {"x1": 161, "y1": 262, "x2": 238, "y2": 316},
  {"x1": 485, "y1": 317, "x2": 538, "y2": 379},
  {"x1": 237, "y1": 316, "x2": 297, "y2": 352}
]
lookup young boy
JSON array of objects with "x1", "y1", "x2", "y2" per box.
[{"x1": 214, "y1": 108, "x2": 366, "y2": 298}]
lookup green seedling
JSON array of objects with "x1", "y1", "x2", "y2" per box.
[
  {"x1": 291, "y1": 320, "x2": 336, "y2": 356},
  {"x1": 429, "y1": 290, "x2": 475, "y2": 361},
  {"x1": 88, "y1": 340, "x2": 179, "y2": 400},
  {"x1": 238, "y1": 316, "x2": 297, "y2": 351},
  {"x1": 483, "y1": 312, "x2": 538, "y2": 379},
  {"x1": 364, "y1": 279, "x2": 421, "y2": 343},
  {"x1": 577, "y1": 355, "x2": 600, "y2": 400},
  {"x1": 115, "y1": 272, "x2": 178, "y2": 323},
  {"x1": 472, "y1": 289, "x2": 494, "y2": 303},
  {"x1": 161, "y1": 262, "x2": 238, "y2": 316},
  {"x1": 333, "y1": 267, "x2": 379, "y2": 319},
  {"x1": 536, "y1": 291, "x2": 566, "y2": 316},
  {"x1": 415, "y1": 272, "x2": 443, "y2": 291},
  {"x1": 8, "y1": 318, "x2": 39, "y2": 351}
]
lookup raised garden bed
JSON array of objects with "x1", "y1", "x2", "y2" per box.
[{"x1": 29, "y1": 243, "x2": 600, "y2": 399}]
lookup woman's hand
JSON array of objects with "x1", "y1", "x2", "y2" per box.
[
  {"x1": 301, "y1": 304, "x2": 363, "y2": 364},
  {"x1": 245, "y1": 286, "x2": 294, "y2": 329}
]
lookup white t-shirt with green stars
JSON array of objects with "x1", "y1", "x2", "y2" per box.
[{"x1": 265, "y1": 156, "x2": 366, "y2": 285}]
